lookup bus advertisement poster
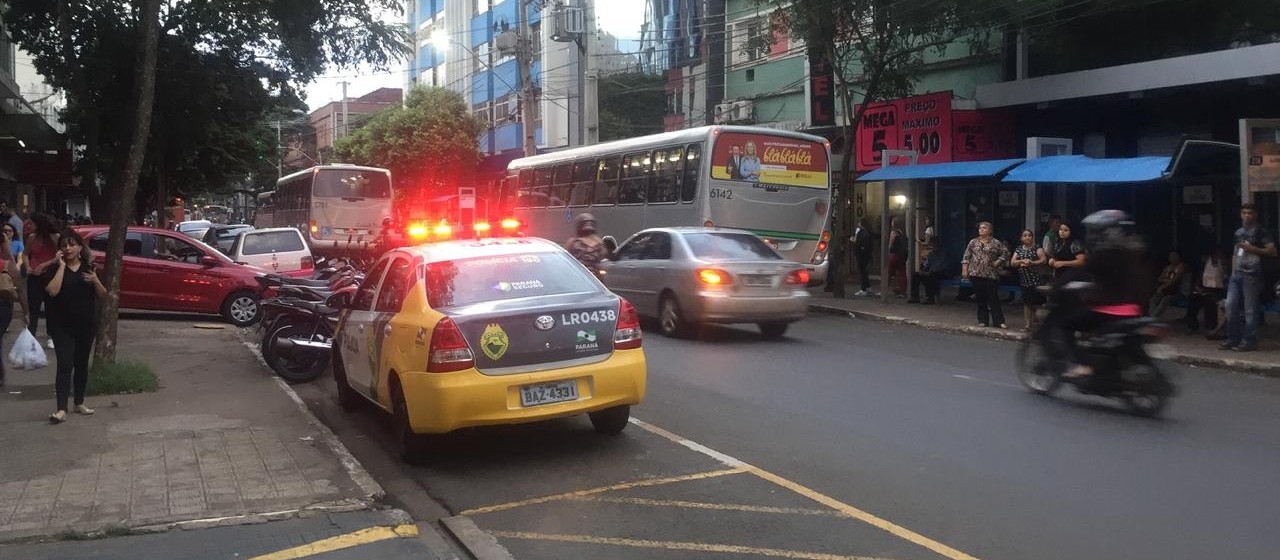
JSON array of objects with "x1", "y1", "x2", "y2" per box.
[{"x1": 710, "y1": 132, "x2": 830, "y2": 189}]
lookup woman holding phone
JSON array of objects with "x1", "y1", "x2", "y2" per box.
[{"x1": 45, "y1": 229, "x2": 107, "y2": 423}]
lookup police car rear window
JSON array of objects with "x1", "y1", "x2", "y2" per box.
[{"x1": 425, "y1": 251, "x2": 599, "y2": 308}]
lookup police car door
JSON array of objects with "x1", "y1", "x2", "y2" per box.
[
  {"x1": 370, "y1": 256, "x2": 414, "y2": 401},
  {"x1": 340, "y1": 257, "x2": 391, "y2": 400}
]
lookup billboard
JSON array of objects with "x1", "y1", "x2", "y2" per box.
[
  {"x1": 854, "y1": 91, "x2": 953, "y2": 171},
  {"x1": 710, "y1": 132, "x2": 830, "y2": 190},
  {"x1": 1241, "y1": 119, "x2": 1280, "y2": 193}
]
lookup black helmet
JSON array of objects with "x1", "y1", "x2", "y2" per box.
[
  {"x1": 1082, "y1": 209, "x2": 1142, "y2": 253},
  {"x1": 573, "y1": 213, "x2": 597, "y2": 235}
]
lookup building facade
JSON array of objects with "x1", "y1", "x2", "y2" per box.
[
  {"x1": 1, "y1": 24, "x2": 70, "y2": 217},
  {"x1": 642, "y1": 0, "x2": 726, "y2": 131}
]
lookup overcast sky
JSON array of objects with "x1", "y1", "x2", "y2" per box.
[{"x1": 303, "y1": 0, "x2": 646, "y2": 111}]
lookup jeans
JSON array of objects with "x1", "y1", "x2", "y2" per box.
[
  {"x1": 51, "y1": 321, "x2": 95, "y2": 411},
  {"x1": 1225, "y1": 273, "x2": 1263, "y2": 347},
  {"x1": 972, "y1": 277, "x2": 1005, "y2": 326},
  {"x1": 855, "y1": 252, "x2": 872, "y2": 292},
  {"x1": 26, "y1": 275, "x2": 48, "y2": 336},
  {"x1": 0, "y1": 300, "x2": 12, "y2": 382}
]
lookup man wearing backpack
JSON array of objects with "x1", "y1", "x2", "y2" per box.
[{"x1": 1221, "y1": 203, "x2": 1278, "y2": 352}]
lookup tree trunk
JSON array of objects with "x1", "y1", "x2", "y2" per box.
[{"x1": 95, "y1": 0, "x2": 162, "y2": 363}]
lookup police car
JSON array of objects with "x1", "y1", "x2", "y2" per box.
[{"x1": 331, "y1": 237, "x2": 647, "y2": 462}]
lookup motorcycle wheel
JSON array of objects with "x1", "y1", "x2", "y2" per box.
[
  {"x1": 1120, "y1": 363, "x2": 1169, "y2": 418},
  {"x1": 264, "y1": 322, "x2": 330, "y2": 383},
  {"x1": 1015, "y1": 337, "x2": 1062, "y2": 395}
]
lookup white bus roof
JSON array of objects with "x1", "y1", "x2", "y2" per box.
[
  {"x1": 277, "y1": 164, "x2": 391, "y2": 184},
  {"x1": 506, "y1": 125, "x2": 830, "y2": 171}
]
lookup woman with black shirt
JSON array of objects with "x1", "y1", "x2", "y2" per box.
[{"x1": 45, "y1": 229, "x2": 107, "y2": 423}]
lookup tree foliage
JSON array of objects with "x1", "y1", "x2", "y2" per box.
[
  {"x1": 331, "y1": 87, "x2": 483, "y2": 199},
  {"x1": 598, "y1": 72, "x2": 667, "y2": 141}
]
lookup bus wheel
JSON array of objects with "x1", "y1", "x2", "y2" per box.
[{"x1": 659, "y1": 294, "x2": 692, "y2": 338}]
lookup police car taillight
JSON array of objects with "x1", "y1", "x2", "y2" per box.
[
  {"x1": 613, "y1": 299, "x2": 642, "y2": 350},
  {"x1": 427, "y1": 317, "x2": 474, "y2": 372}
]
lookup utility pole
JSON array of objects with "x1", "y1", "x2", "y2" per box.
[
  {"x1": 579, "y1": 1, "x2": 598, "y2": 146},
  {"x1": 517, "y1": 1, "x2": 537, "y2": 157},
  {"x1": 274, "y1": 120, "x2": 282, "y2": 179},
  {"x1": 339, "y1": 80, "x2": 350, "y2": 138}
]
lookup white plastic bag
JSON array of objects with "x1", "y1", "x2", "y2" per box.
[{"x1": 8, "y1": 329, "x2": 48, "y2": 370}]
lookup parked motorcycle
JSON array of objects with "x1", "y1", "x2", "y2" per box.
[
  {"x1": 1016, "y1": 285, "x2": 1178, "y2": 417},
  {"x1": 256, "y1": 263, "x2": 362, "y2": 383}
]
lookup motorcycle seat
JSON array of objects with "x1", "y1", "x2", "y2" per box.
[
  {"x1": 275, "y1": 276, "x2": 330, "y2": 288},
  {"x1": 298, "y1": 301, "x2": 339, "y2": 316}
]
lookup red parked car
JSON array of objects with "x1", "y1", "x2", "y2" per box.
[{"x1": 74, "y1": 226, "x2": 265, "y2": 326}]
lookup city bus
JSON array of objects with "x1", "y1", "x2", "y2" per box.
[
  {"x1": 503, "y1": 125, "x2": 833, "y2": 284},
  {"x1": 271, "y1": 164, "x2": 394, "y2": 255},
  {"x1": 253, "y1": 192, "x2": 274, "y2": 228}
]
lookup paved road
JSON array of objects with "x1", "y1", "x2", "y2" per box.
[{"x1": 299, "y1": 315, "x2": 1280, "y2": 560}]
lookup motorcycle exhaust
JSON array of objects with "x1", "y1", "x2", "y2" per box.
[{"x1": 274, "y1": 336, "x2": 332, "y2": 352}]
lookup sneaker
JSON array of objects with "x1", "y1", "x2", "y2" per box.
[
  {"x1": 998, "y1": 324, "x2": 1008, "y2": 329},
  {"x1": 46, "y1": 339, "x2": 55, "y2": 350},
  {"x1": 74, "y1": 404, "x2": 95, "y2": 415},
  {"x1": 1218, "y1": 341, "x2": 1238, "y2": 351},
  {"x1": 853, "y1": 290, "x2": 869, "y2": 297},
  {"x1": 49, "y1": 410, "x2": 66, "y2": 424},
  {"x1": 1232, "y1": 344, "x2": 1258, "y2": 353}
]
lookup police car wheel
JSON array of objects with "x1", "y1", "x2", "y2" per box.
[
  {"x1": 332, "y1": 349, "x2": 360, "y2": 412},
  {"x1": 392, "y1": 383, "x2": 429, "y2": 464},
  {"x1": 589, "y1": 405, "x2": 630, "y2": 435}
]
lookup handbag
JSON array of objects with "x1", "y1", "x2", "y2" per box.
[{"x1": 0, "y1": 270, "x2": 17, "y2": 302}]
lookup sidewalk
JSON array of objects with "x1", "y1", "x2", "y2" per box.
[
  {"x1": 809, "y1": 285, "x2": 1280, "y2": 376},
  {"x1": 0, "y1": 318, "x2": 379, "y2": 542}
]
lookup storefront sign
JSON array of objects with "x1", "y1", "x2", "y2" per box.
[
  {"x1": 952, "y1": 110, "x2": 1017, "y2": 161},
  {"x1": 1241, "y1": 118, "x2": 1280, "y2": 193},
  {"x1": 807, "y1": 49, "x2": 835, "y2": 127},
  {"x1": 711, "y1": 131, "x2": 830, "y2": 189},
  {"x1": 855, "y1": 91, "x2": 953, "y2": 171}
]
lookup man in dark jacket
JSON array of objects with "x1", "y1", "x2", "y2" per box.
[{"x1": 850, "y1": 218, "x2": 874, "y2": 297}]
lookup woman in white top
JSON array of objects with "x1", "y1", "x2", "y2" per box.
[{"x1": 1184, "y1": 248, "x2": 1226, "y2": 334}]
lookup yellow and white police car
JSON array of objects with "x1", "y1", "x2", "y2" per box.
[{"x1": 331, "y1": 237, "x2": 647, "y2": 462}]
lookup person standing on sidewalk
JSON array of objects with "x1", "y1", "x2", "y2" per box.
[
  {"x1": 0, "y1": 230, "x2": 26, "y2": 387},
  {"x1": 1011, "y1": 229, "x2": 1048, "y2": 331},
  {"x1": 1220, "y1": 203, "x2": 1277, "y2": 352},
  {"x1": 1042, "y1": 215, "x2": 1063, "y2": 254},
  {"x1": 887, "y1": 216, "x2": 908, "y2": 298},
  {"x1": 851, "y1": 218, "x2": 874, "y2": 297},
  {"x1": 25, "y1": 214, "x2": 60, "y2": 343},
  {"x1": 1185, "y1": 247, "x2": 1226, "y2": 334},
  {"x1": 962, "y1": 222, "x2": 1011, "y2": 328},
  {"x1": 45, "y1": 229, "x2": 107, "y2": 423},
  {"x1": 1048, "y1": 222, "x2": 1087, "y2": 281}
]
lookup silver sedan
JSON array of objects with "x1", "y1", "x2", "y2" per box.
[{"x1": 599, "y1": 227, "x2": 811, "y2": 338}]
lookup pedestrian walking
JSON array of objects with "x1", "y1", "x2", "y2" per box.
[
  {"x1": 887, "y1": 216, "x2": 908, "y2": 298},
  {"x1": 5, "y1": 222, "x2": 25, "y2": 276},
  {"x1": 1220, "y1": 203, "x2": 1277, "y2": 352},
  {"x1": 1010, "y1": 229, "x2": 1049, "y2": 331},
  {"x1": 1149, "y1": 250, "x2": 1189, "y2": 318},
  {"x1": 1185, "y1": 247, "x2": 1226, "y2": 334},
  {"x1": 25, "y1": 213, "x2": 60, "y2": 342},
  {"x1": 851, "y1": 218, "x2": 874, "y2": 297},
  {"x1": 45, "y1": 229, "x2": 107, "y2": 423},
  {"x1": 962, "y1": 222, "x2": 1011, "y2": 328},
  {"x1": 1047, "y1": 222, "x2": 1087, "y2": 280},
  {"x1": 0, "y1": 230, "x2": 26, "y2": 387}
]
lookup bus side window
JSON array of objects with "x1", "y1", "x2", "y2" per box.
[
  {"x1": 619, "y1": 152, "x2": 650, "y2": 205},
  {"x1": 682, "y1": 144, "x2": 701, "y2": 203},
  {"x1": 570, "y1": 160, "x2": 594, "y2": 207},
  {"x1": 649, "y1": 146, "x2": 682, "y2": 204},
  {"x1": 515, "y1": 169, "x2": 534, "y2": 208},
  {"x1": 594, "y1": 157, "x2": 620, "y2": 206},
  {"x1": 550, "y1": 164, "x2": 572, "y2": 208},
  {"x1": 531, "y1": 167, "x2": 553, "y2": 208}
]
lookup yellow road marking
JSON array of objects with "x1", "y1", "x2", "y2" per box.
[
  {"x1": 631, "y1": 419, "x2": 983, "y2": 560},
  {"x1": 571, "y1": 495, "x2": 846, "y2": 517},
  {"x1": 490, "y1": 531, "x2": 898, "y2": 560},
  {"x1": 459, "y1": 467, "x2": 747, "y2": 515},
  {"x1": 247, "y1": 524, "x2": 419, "y2": 560}
]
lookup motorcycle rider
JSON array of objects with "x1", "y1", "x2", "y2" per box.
[
  {"x1": 1040, "y1": 210, "x2": 1147, "y2": 378},
  {"x1": 565, "y1": 213, "x2": 609, "y2": 273}
]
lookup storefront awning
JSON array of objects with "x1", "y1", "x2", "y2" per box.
[
  {"x1": 1001, "y1": 155, "x2": 1171, "y2": 183},
  {"x1": 856, "y1": 158, "x2": 1025, "y2": 181}
]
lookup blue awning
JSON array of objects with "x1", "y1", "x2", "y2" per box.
[
  {"x1": 857, "y1": 158, "x2": 1025, "y2": 181},
  {"x1": 1002, "y1": 155, "x2": 1171, "y2": 183}
]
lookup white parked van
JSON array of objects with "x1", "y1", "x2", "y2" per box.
[{"x1": 229, "y1": 227, "x2": 313, "y2": 277}]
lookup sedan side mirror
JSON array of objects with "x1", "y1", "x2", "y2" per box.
[{"x1": 199, "y1": 255, "x2": 220, "y2": 267}]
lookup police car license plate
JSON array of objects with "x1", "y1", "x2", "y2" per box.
[{"x1": 520, "y1": 380, "x2": 578, "y2": 407}]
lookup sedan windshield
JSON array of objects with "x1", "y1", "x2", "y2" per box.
[
  {"x1": 426, "y1": 251, "x2": 598, "y2": 308},
  {"x1": 682, "y1": 232, "x2": 783, "y2": 261}
]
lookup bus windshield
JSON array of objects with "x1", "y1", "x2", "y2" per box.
[{"x1": 314, "y1": 169, "x2": 392, "y2": 199}]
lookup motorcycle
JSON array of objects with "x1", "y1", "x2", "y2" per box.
[
  {"x1": 260, "y1": 285, "x2": 356, "y2": 383},
  {"x1": 1016, "y1": 284, "x2": 1178, "y2": 417}
]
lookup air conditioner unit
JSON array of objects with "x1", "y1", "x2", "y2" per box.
[
  {"x1": 494, "y1": 30, "x2": 519, "y2": 55},
  {"x1": 713, "y1": 102, "x2": 734, "y2": 124},
  {"x1": 734, "y1": 100, "x2": 755, "y2": 122}
]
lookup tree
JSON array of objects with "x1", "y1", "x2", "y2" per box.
[
  {"x1": 6, "y1": 0, "x2": 408, "y2": 362},
  {"x1": 332, "y1": 87, "x2": 483, "y2": 199},
  {"x1": 757, "y1": 0, "x2": 1008, "y2": 297},
  {"x1": 597, "y1": 72, "x2": 666, "y2": 141}
]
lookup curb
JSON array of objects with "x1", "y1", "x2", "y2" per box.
[{"x1": 809, "y1": 303, "x2": 1280, "y2": 377}]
